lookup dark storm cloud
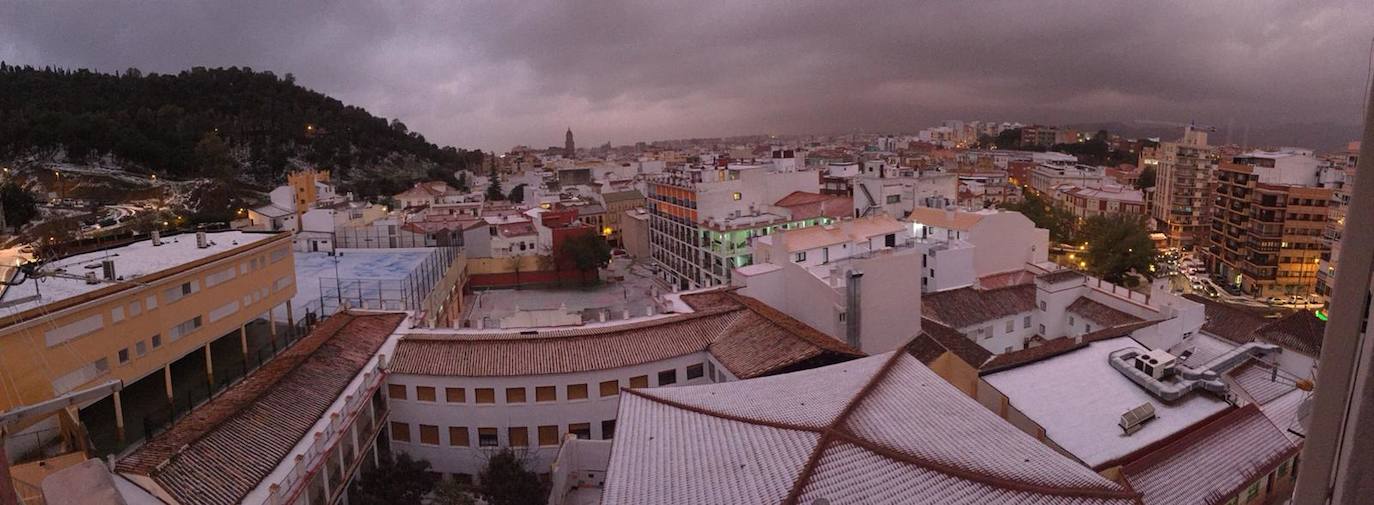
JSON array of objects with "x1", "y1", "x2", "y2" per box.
[{"x1": 2, "y1": 1, "x2": 1370, "y2": 150}]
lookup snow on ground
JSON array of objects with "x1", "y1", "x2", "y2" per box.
[
  {"x1": 983, "y1": 336, "x2": 1230, "y2": 468},
  {"x1": 291, "y1": 248, "x2": 435, "y2": 316}
]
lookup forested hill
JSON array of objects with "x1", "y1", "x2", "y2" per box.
[{"x1": 0, "y1": 64, "x2": 483, "y2": 191}]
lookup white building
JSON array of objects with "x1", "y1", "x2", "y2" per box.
[
  {"x1": 383, "y1": 290, "x2": 862, "y2": 480},
  {"x1": 1029, "y1": 163, "x2": 1106, "y2": 196},
  {"x1": 906, "y1": 206, "x2": 1050, "y2": 289},
  {"x1": 853, "y1": 162, "x2": 959, "y2": 218},
  {"x1": 734, "y1": 214, "x2": 923, "y2": 354}
]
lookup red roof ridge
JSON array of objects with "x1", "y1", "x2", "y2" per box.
[
  {"x1": 1121, "y1": 404, "x2": 1264, "y2": 475},
  {"x1": 401, "y1": 306, "x2": 740, "y2": 343},
  {"x1": 624, "y1": 353, "x2": 1140, "y2": 503},
  {"x1": 724, "y1": 292, "x2": 863, "y2": 356}
]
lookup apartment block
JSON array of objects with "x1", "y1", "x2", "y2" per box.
[
  {"x1": 735, "y1": 214, "x2": 923, "y2": 353},
  {"x1": 645, "y1": 162, "x2": 842, "y2": 290},
  {"x1": 1152, "y1": 126, "x2": 1218, "y2": 249},
  {"x1": 1316, "y1": 141, "x2": 1359, "y2": 299},
  {"x1": 0, "y1": 231, "x2": 297, "y2": 473},
  {"x1": 1205, "y1": 149, "x2": 1334, "y2": 298}
]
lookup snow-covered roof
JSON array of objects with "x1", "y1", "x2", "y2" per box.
[
  {"x1": 251, "y1": 204, "x2": 293, "y2": 218},
  {"x1": 0, "y1": 231, "x2": 280, "y2": 314},
  {"x1": 602, "y1": 351, "x2": 1139, "y2": 505},
  {"x1": 983, "y1": 336, "x2": 1230, "y2": 468}
]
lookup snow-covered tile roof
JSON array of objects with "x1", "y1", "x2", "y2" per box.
[
  {"x1": 1121, "y1": 404, "x2": 1297, "y2": 505},
  {"x1": 0, "y1": 231, "x2": 281, "y2": 315},
  {"x1": 602, "y1": 352, "x2": 1139, "y2": 505},
  {"x1": 983, "y1": 336, "x2": 1230, "y2": 468}
]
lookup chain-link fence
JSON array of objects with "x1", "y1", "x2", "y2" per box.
[{"x1": 317, "y1": 246, "x2": 460, "y2": 316}]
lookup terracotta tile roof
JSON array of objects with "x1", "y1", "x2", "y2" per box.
[
  {"x1": 1037, "y1": 269, "x2": 1086, "y2": 284},
  {"x1": 905, "y1": 207, "x2": 986, "y2": 230},
  {"x1": 116, "y1": 312, "x2": 406, "y2": 505},
  {"x1": 389, "y1": 292, "x2": 862, "y2": 380},
  {"x1": 906, "y1": 317, "x2": 993, "y2": 367},
  {"x1": 921, "y1": 284, "x2": 1036, "y2": 329},
  {"x1": 977, "y1": 269, "x2": 1037, "y2": 289},
  {"x1": 772, "y1": 191, "x2": 852, "y2": 220},
  {"x1": 980, "y1": 321, "x2": 1157, "y2": 374},
  {"x1": 1256, "y1": 310, "x2": 1325, "y2": 357},
  {"x1": 1182, "y1": 294, "x2": 1270, "y2": 345},
  {"x1": 603, "y1": 352, "x2": 1139, "y2": 505},
  {"x1": 1067, "y1": 297, "x2": 1144, "y2": 327},
  {"x1": 904, "y1": 333, "x2": 948, "y2": 364},
  {"x1": 1228, "y1": 362, "x2": 1296, "y2": 404},
  {"x1": 1122, "y1": 404, "x2": 1297, "y2": 505},
  {"x1": 601, "y1": 190, "x2": 644, "y2": 203},
  {"x1": 497, "y1": 221, "x2": 537, "y2": 237},
  {"x1": 773, "y1": 191, "x2": 834, "y2": 207}
]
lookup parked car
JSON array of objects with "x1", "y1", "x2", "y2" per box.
[
  {"x1": 1308, "y1": 294, "x2": 1323, "y2": 304},
  {"x1": 1265, "y1": 297, "x2": 1286, "y2": 305}
]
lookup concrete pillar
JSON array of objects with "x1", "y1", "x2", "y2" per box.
[
  {"x1": 163, "y1": 366, "x2": 174, "y2": 404},
  {"x1": 286, "y1": 304, "x2": 295, "y2": 339},
  {"x1": 0, "y1": 439, "x2": 16, "y2": 505},
  {"x1": 113, "y1": 390, "x2": 126, "y2": 444},
  {"x1": 268, "y1": 309, "x2": 277, "y2": 337},
  {"x1": 204, "y1": 345, "x2": 215, "y2": 388},
  {"x1": 239, "y1": 324, "x2": 248, "y2": 358}
]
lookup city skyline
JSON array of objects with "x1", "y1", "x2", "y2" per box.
[{"x1": 2, "y1": 1, "x2": 1372, "y2": 151}]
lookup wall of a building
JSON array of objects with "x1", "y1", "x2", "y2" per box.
[
  {"x1": 387, "y1": 352, "x2": 716, "y2": 479},
  {"x1": 969, "y1": 213, "x2": 1048, "y2": 278},
  {"x1": 0, "y1": 233, "x2": 296, "y2": 414}
]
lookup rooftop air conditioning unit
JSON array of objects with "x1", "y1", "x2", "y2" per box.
[
  {"x1": 84, "y1": 271, "x2": 100, "y2": 285},
  {"x1": 1119, "y1": 402, "x2": 1156, "y2": 435},
  {"x1": 151, "y1": 230, "x2": 162, "y2": 246},
  {"x1": 196, "y1": 231, "x2": 209, "y2": 249},
  {"x1": 1132, "y1": 349, "x2": 1178, "y2": 380},
  {"x1": 101, "y1": 259, "x2": 115, "y2": 281}
]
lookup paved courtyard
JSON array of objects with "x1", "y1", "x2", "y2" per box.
[{"x1": 463, "y1": 257, "x2": 660, "y2": 328}]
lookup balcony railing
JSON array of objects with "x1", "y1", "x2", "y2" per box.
[{"x1": 267, "y1": 360, "x2": 389, "y2": 505}]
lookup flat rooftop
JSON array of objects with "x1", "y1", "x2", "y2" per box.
[
  {"x1": 0, "y1": 231, "x2": 279, "y2": 314},
  {"x1": 982, "y1": 336, "x2": 1230, "y2": 468}
]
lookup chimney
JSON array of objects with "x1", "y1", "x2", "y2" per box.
[
  {"x1": 845, "y1": 269, "x2": 864, "y2": 350},
  {"x1": 196, "y1": 231, "x2": 209, "y2": 249},
  {"x1": 101, "y1": 259, "x2": 115, "y2": 281},
  {"x1": 151, "y1": 230, "x2": 162, "y2": 246}
]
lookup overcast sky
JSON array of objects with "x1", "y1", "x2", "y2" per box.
[{"x1": 2, "y1": 1, "x2": 1372, "y2": 151}]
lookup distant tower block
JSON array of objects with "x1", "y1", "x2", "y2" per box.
[{"x1": 565, "y1": 128, "x2": 576, "y2": 159}]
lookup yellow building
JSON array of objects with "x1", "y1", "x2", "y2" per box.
[
  {"x1": 287, "y1": 168, "x2": 329, "y2": 211},
  {"x1": 600, "y1": 190, "x2": 645, "y2": 246},
  {"x1": 0, "y1": 230, "x2": 298, "y2": 464}
]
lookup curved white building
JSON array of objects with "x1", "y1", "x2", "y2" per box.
[{"x1": 384, "y1": 290, "x2": 863, "y2": 480}]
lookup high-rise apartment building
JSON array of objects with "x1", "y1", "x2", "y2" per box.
[
  {"x1": 1151, "y1": 126, "x2": 1219, "y2": 249},
  {"x1": 645, "y1": 154, "x2": 846, "y2": 290},
  {"x1": 1205, "y1": 148, "x2": 1333, "y2": 297},
  {"x1": 1316, "y1": 141, "x2": 1360, "y2": 299}
]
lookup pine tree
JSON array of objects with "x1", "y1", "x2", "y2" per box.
[{"x1": 485, "y1": 167, "x2": 505, "y2": 201}]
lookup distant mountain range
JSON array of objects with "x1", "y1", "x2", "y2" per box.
[{"x1": 1065, "y1": 121, "x2": 1361, "y2": 153}]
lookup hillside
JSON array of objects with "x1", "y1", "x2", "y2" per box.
[{"x1": 0, "y1": 64, "x2": 484, "y2": 193}]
